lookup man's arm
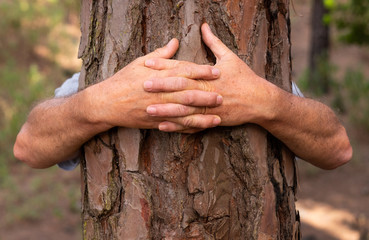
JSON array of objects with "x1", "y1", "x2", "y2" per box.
[
  {"x1": 259, "y1": 89, "x2": 352, "y2": 170},
  {"x1": 144, "y1": 23, "x2": 352, "y2": 170},
  {"x1": 14, "y1": 92, "x2": 108, "y2": 169},
  {"x1": 14, "y1": 39, "x2": 223, "y2": 169}
]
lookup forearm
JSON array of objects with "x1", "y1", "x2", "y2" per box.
[
  {"x1": 14, "y1": 89, "x2": 110, "y2": 169},
  {"x1": 259, "y1": 86, "x2": 352, "y2": 169}
]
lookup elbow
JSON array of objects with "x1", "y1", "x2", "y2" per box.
[
  {"x1": 13, "y1": 133, "x2": 27, "y2": 164},
  {"x1": 13, "y1": 132, "x2": 47, "y2": 169},
  {"x1": 323, "y1": 138, "x2": 353, "y2": 170},
  {"x1": 329, "y1": 144, "x2": 352, "y2": 170}
]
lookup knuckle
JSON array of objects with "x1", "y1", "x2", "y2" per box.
[
  {"x1": 157, "y1": 79, "x2": 165, "y2": 89},
  {"x1": 183, "y1": 92, "x2": 195, "y2": 105},
  {"x1": 198, "y1": 80, "x2": 214, "y2": 92},
  {"x1": 177, "y1": 77, "x2": 188, "y2": 89},
  {"x1": 184, "y1": 65, "x2": 194, "y2": 79},
  {"x1": 176, "y1": 105, "x2": 189, "y2": 116},
  {"x1": 182, "y1": 117, "x2": 194, "y2": 128}
]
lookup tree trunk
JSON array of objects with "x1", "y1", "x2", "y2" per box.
[
  {"x1": 78, "y1": 0, "x2": 300, "y2": 239},
  {"x1": 309, "y1": 0, "x2": 330, "y2": 93}
]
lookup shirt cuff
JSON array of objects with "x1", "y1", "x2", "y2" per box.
[{"x1": 55, "y1": 73, "x2": 81, "y2": 170}]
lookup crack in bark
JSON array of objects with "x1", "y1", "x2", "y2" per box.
[
  {"x1": 96, "y1": 135, "x2": 114, "y2": 150},
  {"x1": 84, "y1": 0, "x2": 109, "y2": 86},
  {"x1": 81, "y1": 147, "x2": 90, "y2": 215},
  {"x1": 141, "y1": 1, "x2": 148, "y2": 55},
  {"x1": 112, "y1": 136, "x2": 124, "y2": 214},
  {"x1": 208, "y1": 3, "x2": 238, "y2": 54},
  {"x1": 264, "y1": 0, "x2": 287, "y2": 87}
]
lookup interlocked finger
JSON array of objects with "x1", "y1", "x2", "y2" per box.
[
  {"x1": 162, "y1": 90, "x2": 223, "y2": 107},
  {"x1": 147, "y1": 104, "x2": 207, "y2": 117},
  {"x1": 144, "y1": 77, "x2": 214, "y2": 93},
  {"x1": 158, "y1": 121, "x2": 205, "y2": 134},
  {"x1": 145, "y1": 58, "x2": 220, "y2": 80},
  {"x1": 158, "y1": 114, "x2": 221, "y2": 132}
]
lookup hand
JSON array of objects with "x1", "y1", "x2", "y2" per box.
[
  {"x1": 144, "y1": 23, "x2": 278, "y2": 131},
  {"x1": 85, "y1": 38, "x2": 223, "y2": 132}
]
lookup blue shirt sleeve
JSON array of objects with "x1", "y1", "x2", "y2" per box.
[
  {"x1": 54, "y1": 73, "x2": 80, "y2": 98},
  {"x1": 292, "y1": 81, "x2": 304, "y2": 97},
  {"x1": 55, "y1": 73, "x2": 81, "y2": 171}
]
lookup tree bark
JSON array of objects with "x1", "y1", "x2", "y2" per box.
[
  {"x1": 309, "y1": 0, "x2": 330, "y2": 93},
  {"x1": 78, "y1": 0, "x2": 300, "y2": 239}
]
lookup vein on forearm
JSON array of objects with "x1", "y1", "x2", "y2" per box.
[{"x1": 261, "y1": 89, "x2": 350, "y2": 169}]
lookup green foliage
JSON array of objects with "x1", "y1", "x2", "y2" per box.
[
  {"x1": 333, "y1": 67, "x2": 369, "y2": 132},
  {"x1": 299, "y1": 55, "x2": 336, "y2": 96},
  {"x1": 0, "y1": 0, "x2": 80, "y2": 59},
  {"x1": 342, "y1": 68, "x2": 369, "y2": 131},
  {"x1": 321, "y1": 0, "x2": 369, "y2": 45},
  {"x1": 324, "y1": 0, "x2": 336, "y2": 9},
  {"x1": 331, "y1": 79, "x2": 346, "y2": 114},
  {"x1": 333, "y1": 0, "x2": 369, "y2": 45},
  {"x1": 298, "y1": 61, "x2": 369, "y2": 132},
  {"x1": 297, "y1": 69, "x2": 310, "y2": 93},
  {"x1": 323, "y1": 0, "x2": 336, "y2": 24},
  {"x1": 0, "y1": 62, "x2": 52, "y2": 185}
]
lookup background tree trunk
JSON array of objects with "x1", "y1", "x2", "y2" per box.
[
  {"x1": 309, "y1": 0, "x2": 330, "y2": 93},
  {"x1": 78, "y1": 0, "x2": 300, "y2": 239}
]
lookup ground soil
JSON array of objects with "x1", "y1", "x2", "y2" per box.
[{"x1": 1, "y1": 0, "x2": 368, "y2": 239}]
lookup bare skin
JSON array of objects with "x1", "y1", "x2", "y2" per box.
[
  {"x1": 13, "y1": 39, "x2": 223, "y2": 169},
  {"x1": 15, "y1": 23, "x2": 352, "y2": 170},
  {"x1": 144, "y1": 23, "x2": 352, "y2": 170}
]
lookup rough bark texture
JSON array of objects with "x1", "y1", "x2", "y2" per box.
[
  {"x1": 309, "y1": 0, "x2": 330, "y2": 93},
  {"x1": 78, "y1": 0, "x2": 300, "y2": 239}
]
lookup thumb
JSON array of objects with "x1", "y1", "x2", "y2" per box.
[
  {"x1": 201, "y1": 23, "x2": 230, "y2": 60},
  {"x1": 143, "y1": 38, "x2": 179, "y2": 60}
]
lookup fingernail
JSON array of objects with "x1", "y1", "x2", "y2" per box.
[
  {"x1": 144, "y1": 81, "x2": 153, "y2": 90},
  {"x1": 212, "y1": 68, "x2": 220, "y2": 76},
  {"x1": 216, "y1": 95, "x2": 223, "y2": 105},
  {"x1": 213, "y1": 117, "x2": 221, "y2": 126},
  {"x1": 145, "y1": 59, "x2": 155, "y2": 67},
  {"x1": 147, "y1": 106, "x2": 157, "y2": 115}
]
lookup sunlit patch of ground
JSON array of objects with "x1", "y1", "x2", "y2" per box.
[{"x1": 297, "y1": 199, "x2": 359, "y2": 240}]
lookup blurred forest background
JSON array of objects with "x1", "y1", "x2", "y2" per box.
[{"x1": 0, "y1": 0, "x2": 368, "y2": 239}]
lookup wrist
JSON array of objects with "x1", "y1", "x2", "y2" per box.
[
  {"x1": 77, "y1": 84, "x2": 112, "y2": 132},
  {"x1": 251, "y1": 78, "x2": 281, "y2": 126}
]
